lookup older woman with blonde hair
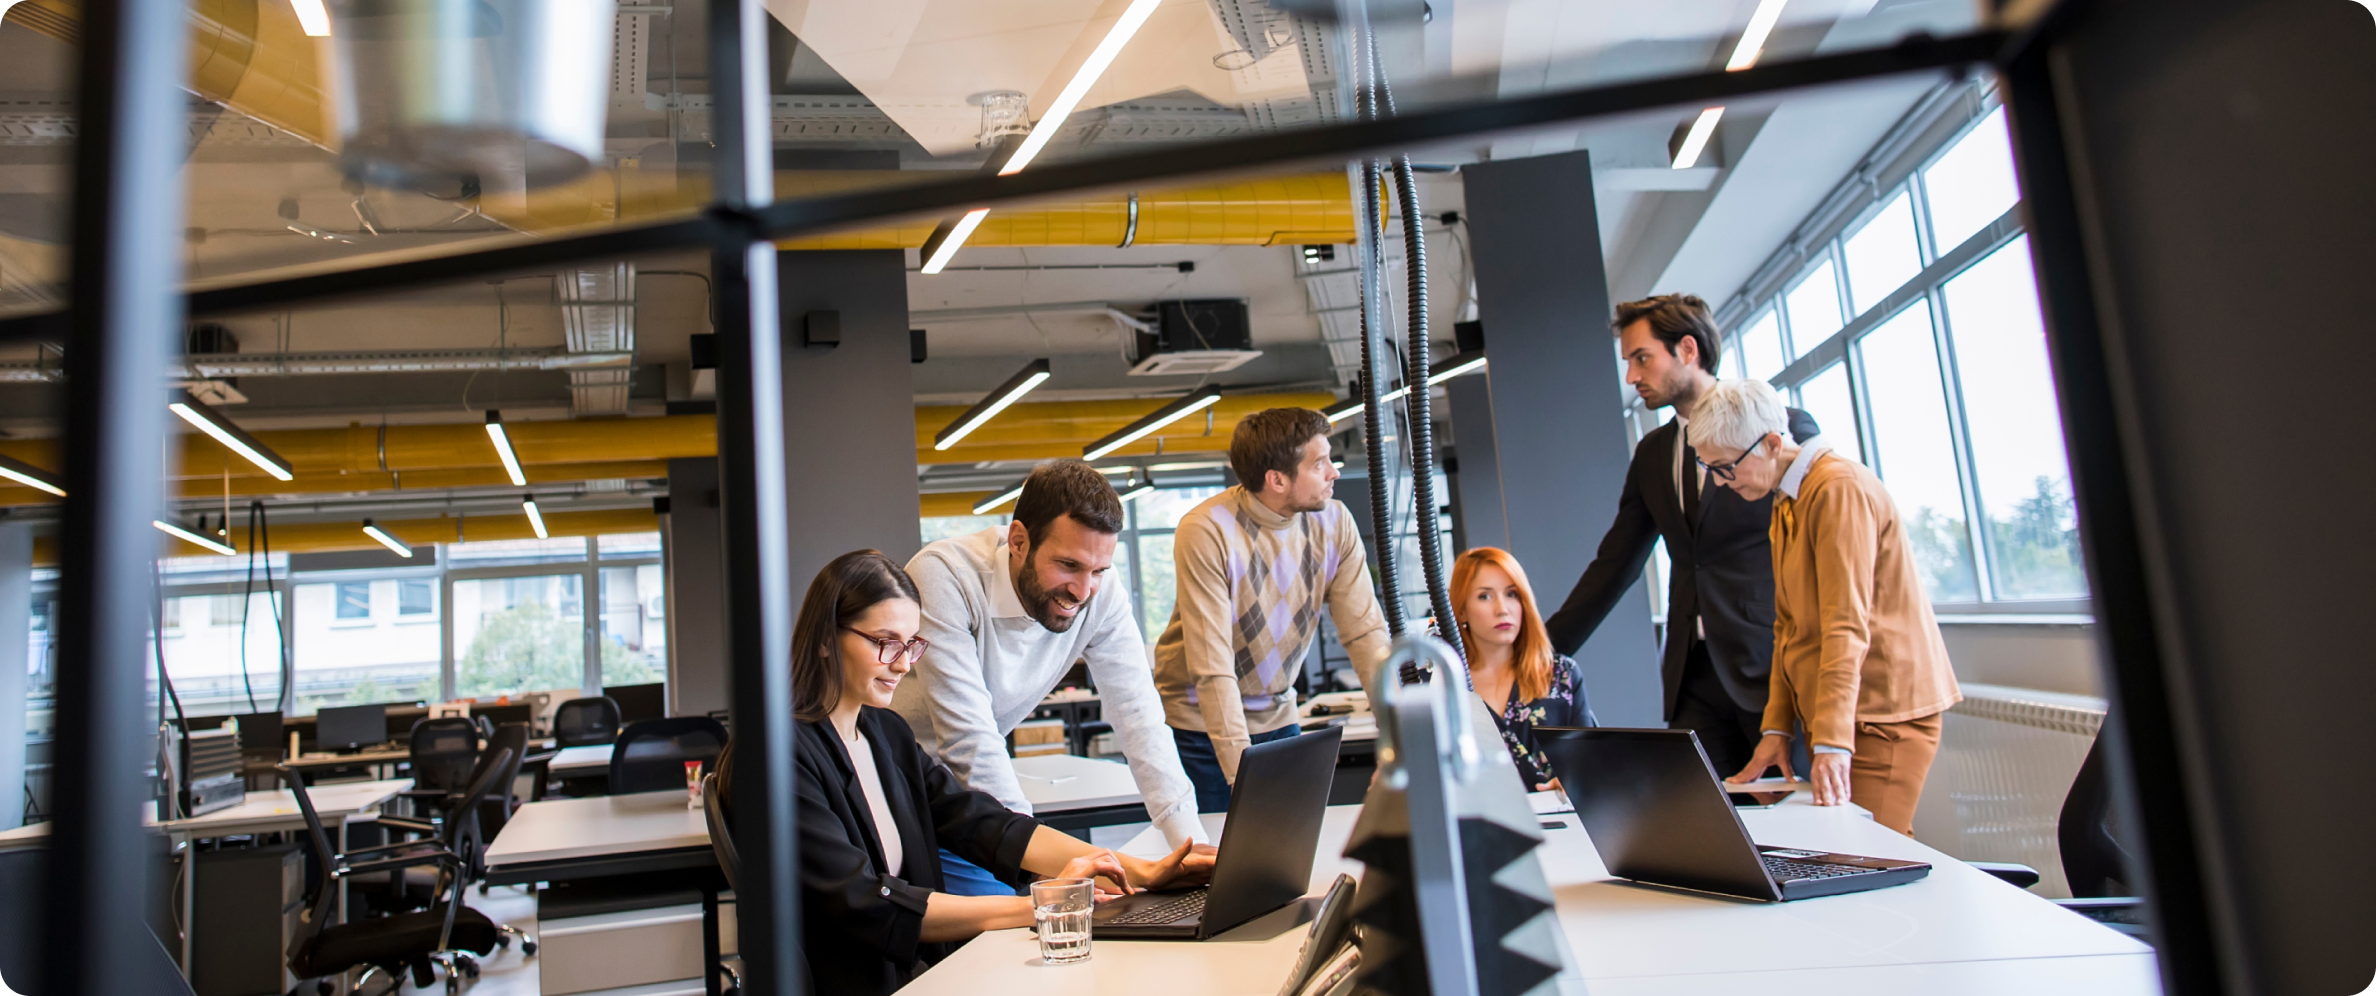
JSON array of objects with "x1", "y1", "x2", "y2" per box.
[
  {"x1": 1686, "y1": 379, "x2": 1961, "y2": 835},
  {"x1": 1449, "y1": 547, "x2": 1596, "y2": 791}
]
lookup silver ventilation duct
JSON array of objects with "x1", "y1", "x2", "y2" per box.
[{"x1": 330, "y1": 0, "x2": 619, "y2": 191}]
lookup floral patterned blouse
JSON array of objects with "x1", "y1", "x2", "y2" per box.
[{"x1": 1487, "y1": 654, "x2": 1596, "y2": 789}]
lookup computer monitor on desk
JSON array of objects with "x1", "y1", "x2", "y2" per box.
[
  {"x1": 233, "y1": 711, "x2": 284, "y2": 764},
  {"x1": 604, "y1": 682, "x2": 665, "y2": 724},
  {"x1": 316, "y1": 703, "x2": 389, "y2": 752}
]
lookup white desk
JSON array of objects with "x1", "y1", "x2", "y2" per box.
[
  {"x1": 484, "y1": 790, "x2": 710, "y2": 877},
  {"x1": 548, "y1": 744, "x2": 613, "y2": 777},
  {"x1": 896, "y1": 796, "x2": 2158, "y2": 996},
  {"x1": 1012, "y1": 754, "x2": 1144, "y2": 813}
]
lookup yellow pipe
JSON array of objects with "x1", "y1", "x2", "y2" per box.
[
  {"x1": 10, "y1": 0, "x2": 334, "y2": 147},
  {"x1": 916, "y1": 392, "x2": 1334, "y2": 465},
  {"x1": 921, "y1": 492, "x2": 998, "y2": 518}
]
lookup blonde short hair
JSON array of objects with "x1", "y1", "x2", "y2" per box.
[{"x1": 1686, "y1": 379, "x2": 1789, "y2": 454}]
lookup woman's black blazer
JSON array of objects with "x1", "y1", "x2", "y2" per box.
[{"x1": 780, "y1": 706, "x2": 1039, "y2": 996}]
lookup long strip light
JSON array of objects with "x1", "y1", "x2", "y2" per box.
[
  {"x1": 934, "y1": 358, "x2": 1052, "y2": 449},
  {"x1": 920, "y1": 0, "x2": 1164, "y2": 271},
  {"x1": 919, "y1": 209, "x2": 992, "y2": 275},
  {"x1": 360, "y1": 518, "x2": 413, "y2": 558},
  {"x1": 170, "y1": 391, "x2": 294, "y2": 481},
  {"x1": 522, "y1": 496, "x2": 549, "y2": 539},
  {"x1": 1324, "y1": 350, "x2": 1490, "y2": 424},
  {"x1": 973, "y1": 483, "x2": 1027, "y2": 515},
  {"x1": 0, "y1": 454, "x2": 64, "y2": 496},
  {"x1": 1116, "y1": 476, "x2": 1156, "y2": 503},
  {"x1": 290, "y1": 0, "x2": 331, "y2": 36},
  {"x1": 1674, "y1": 0, "x2": 1789, "y2": 168},
  {"x1": 1081, "y1": 387, "x2": 1223, "y2": 461},
  {"x1": 485, "y1": 410, "x2": 527, "y2": 486},
  {"x1": 154, "y1": 519, "x2": 236, "y2": 556}
]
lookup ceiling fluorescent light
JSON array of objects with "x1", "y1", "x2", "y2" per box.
[
  {"x1": 999, "y1": 0, "x2": 1166, "y2": 176},
  {"x1": 934, "y1": 358, "x2": 1053, "y2": 450},
  {"x1": 973, "y1": 483, "x2": 1027, "y2": 515},
  {"x1": 0, "y1": 454, "x2": 64, "y2": 496},
  {"x1": 484, "y1": 410, "x2": 527, "y2": 487},
  {"x1": 1323, "y1": 351, "x2": 1488, "y2": 423},
  {"x1": 170, "y1": 391, "x2": 294, "y2": 482},
  {"x1": 1726, "y1": 0, "x2": 1790, "y2": 71},
  {"x1": 361, "y1": 518, "x2": 413, "y2": 558},
  {"x1": 522, "y1": 496, "x2": 549, "y2": 539},
  {"x1": 1672, "y1": 107, "x2": 1724, "y2": 169},
  {"x1": 919, "y1": 209, "x2": 992, "y2": 275},
  {"x1": 1116, "y1": 478, "x2": 1155, "y2": 503},
  {"x1": 290, "y1": 0, "x2": 331, "y2": 36},
  {"x1": 154, "y1": 519, "x2": 236, "y2": 556},
  {"x1": 1081, "y1": 388, "x2": 1224, "y2": 461}
]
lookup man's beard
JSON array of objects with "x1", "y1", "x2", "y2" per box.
[
  {"x1": 1015, "y1": 558, "x2": 1084, "y2": 632},
  {"x1": 1284, "y1": 488, "x2": 1328, "y2": 514}
]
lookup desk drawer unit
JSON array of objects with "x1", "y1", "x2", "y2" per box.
[{"x1": 537, "y1": 903, "x2": 737, "y2": 996}]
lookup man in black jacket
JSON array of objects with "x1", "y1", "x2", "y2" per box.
[{"x1": 1544, "y1": 295, "x2": 1820, "y2": 777}]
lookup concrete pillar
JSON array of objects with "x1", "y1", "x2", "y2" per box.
[
  {"x1": 775, "y1": 250, "x2": 921, "y2": 586},
  {"x1": 0, "y1": 524, "x2": 26, "y2": 830},
  {"x1": 1445, "y1": 376, "x2": 1507, "y2": 554},
  {"x1": 1461, "y1": 149, "x2": 1662, "y2": 726},
  {"x1": 664, "y1": 459, "x2": 727, "y2": 718}
]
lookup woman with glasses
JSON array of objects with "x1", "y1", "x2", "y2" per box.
[
  {"x1": 716, "y1": 550, "x2": 1213, "y2": 996},
  {"x1": 1686, "y1": 380, "x2": 1961, "y2": 836},
  {"x1": 1450, "y1": 547, "x2": 1597, "y2": 792}
]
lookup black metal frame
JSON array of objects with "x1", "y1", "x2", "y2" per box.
[{"x1": 42, "y1": 2, "x2": 2248, "y2": 995}]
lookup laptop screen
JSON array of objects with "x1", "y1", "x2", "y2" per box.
[{"x1": 1536, "y1": 727, "x2": 1779, "y2": 901}]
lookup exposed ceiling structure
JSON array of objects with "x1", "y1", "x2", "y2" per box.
[{"x1": 0, "y1": 0, "x2": 1972, "y2": 555}]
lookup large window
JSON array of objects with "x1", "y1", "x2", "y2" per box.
[{"x1": 1716, "y1": 98, "x2": 2081, "y2": 609}]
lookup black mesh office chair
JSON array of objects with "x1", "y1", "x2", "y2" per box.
[
  {"x1": 281, "y1": 753, "x2": 512, "y2": 994},
  {"x1": 699, "y1": 771, "x2": 745, "y2": 996},
  {"x1": 407, "y1": 717, "x2": 482, "y2": 796},
  {"x1": 553, "y1": 696, "x2": 622, "y2": 748},
  {"x1": 610, "y1": 716, "x2": 728, "y2": 794}
]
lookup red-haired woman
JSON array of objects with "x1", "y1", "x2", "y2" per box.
[{"x1": 1450, "y1": 547, "x2": 1597, "y2": 791}]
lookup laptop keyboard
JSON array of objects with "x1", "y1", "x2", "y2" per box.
[
  {"x1": 1761, "y1": 855, "x2": 1877, "y2": 882},
  {"x1": 1104, "y1": 889, "x2": 1209, "y2": 926}
]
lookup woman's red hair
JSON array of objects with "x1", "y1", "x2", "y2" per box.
[{"x1": 1449, "y1": 546, "x2": 1554, "y2": 704}]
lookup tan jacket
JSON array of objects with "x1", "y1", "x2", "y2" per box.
[{"x1": 1766, "y1": 451, "x2": 1960, "y2": 750}]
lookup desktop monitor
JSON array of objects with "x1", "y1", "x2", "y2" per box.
[
  {"x1": 604, "y1": 682, "x2": 666, "y2": 724},
  {"x1": 475, "y1": 702, "x2": 533, "y2": 729},
  {"x1": 316, "y1": 703, "x2": 389, "y2": 752},
  {"x1": 233, "y1": 711, "x2": 284, "y2": 761}
]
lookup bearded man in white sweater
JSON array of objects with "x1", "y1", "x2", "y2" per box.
[{"x1": 896, "y1": 459, "x2": 1203, "y2": 896}]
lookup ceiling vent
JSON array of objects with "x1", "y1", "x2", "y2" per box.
[{"x1": 1126, "y1": 299, "x2": 1262, "y2": 377}]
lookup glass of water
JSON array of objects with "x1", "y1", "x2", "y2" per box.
[{"x1": 1030, "y1": 877, "x2": 1094, "y2": 964}]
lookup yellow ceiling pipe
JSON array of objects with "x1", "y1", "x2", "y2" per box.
[
  {"x1": 916, "y1": 392, "x2": 1333, "y2": 465},
  {"x1": 921, "y1": 492, "x2": 998, "y2": 518},
  {"x1": 50, "y1": 507, "x2": 659, "y2": 563},
  {"x1": 10, "y1": 0, "x2": 335, "y2": 147}
]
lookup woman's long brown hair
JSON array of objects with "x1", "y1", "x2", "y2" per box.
[
  {"x1": 1449, "y1": 547, "x2": 1555, "y2": 704},
  {"x1": 791, "y1": 549, "x2": 922, "y2": 723}
]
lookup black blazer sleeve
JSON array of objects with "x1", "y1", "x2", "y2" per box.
[
  {"x1": 793, "y1": 731, "x2": 937, "y2": 972},
  {"x1": 1544, "y1": 448, "x2": 1659, "y2": 657},
  {"x1": 894, "y1": 714, "x2": 1039, "y2": 883},
  {"x1": 1788, "y1": 407, "x2": 1821, "y2": 444}
]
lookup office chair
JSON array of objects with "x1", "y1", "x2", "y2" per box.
[
  {"x1": 1968, "y1": 728, "x2": 2149, "y2": 937},
  {"x1": 406, "y1": 717, "x2": 482, "y2": 797},
  {"x1": 474, "y1": 714, "x2": 497, "y2": 743},
  {"x1": 609, "y1": 716, "x2": 728, "y2": 794},
  {"x1": 281, "y1": 753, "x2": 513, "y2": 994},
  {"x1": 699, "y1": 772, "x2": 745, "y2": 996},
  {"x1": 553, "y1": 696, "x2": 623, "y2": 748}
]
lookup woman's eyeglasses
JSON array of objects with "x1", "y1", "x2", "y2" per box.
[
  {"x1": 1698, "y1": 436, "x2": 1766, "y2": 482},
  {"x1": 844, "y1": 628, "x2": 930, "y2": 664}
]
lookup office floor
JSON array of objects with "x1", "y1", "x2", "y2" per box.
[{"x1": 421, "y1": 823, "x2": 1147, "y2": 995}]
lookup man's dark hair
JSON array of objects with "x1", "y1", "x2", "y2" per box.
[
  {"x1": 1612, "y1": 294, "x2": 1722, "y2": 374},
  {"x1": 1230, "y1": 407, "x2": 1332, "y2": 493},
  {"x1": 1012, "y1": 459, "x2": 1124, "y2": 548}
]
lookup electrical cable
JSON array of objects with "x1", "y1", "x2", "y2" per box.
[
  {"x1": 238, "y1": 503, "x2": 260, "y2": 713},
  {"x1": 1369, "y1": 33, "x2": 1464, "y2": 671},
  {"x1": 260, "y1": 502, "x2": 292, "y2": 713},
  {"x1": 1350, "y1": 15, "x2": 1406, "y2": 647}
]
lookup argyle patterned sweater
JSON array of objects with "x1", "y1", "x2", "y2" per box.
[{"x1": 1153, "y1": 487, "x2": 1390, "y2": 780}]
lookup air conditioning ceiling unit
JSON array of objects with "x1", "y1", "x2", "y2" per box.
[{"x1": 1127, "y1": 299, "x2": 1262, "y2": 376}]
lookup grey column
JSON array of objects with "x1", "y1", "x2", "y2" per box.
[
  {"x1": 0, "y1": 524, "x2": 28, "y2": 831},
  {"x1": 663, "y1": 460, "x2": 727, "y2": 718},
  {"x1": 776, "y1": 250, "x2": 921, "y2": 581},
  {"x1": 1444, "y1": 376, "x2": 1508, "y2": 554},
  {"x1": 1461, "y1": 149, "x2": 1662, "y2": 727}
]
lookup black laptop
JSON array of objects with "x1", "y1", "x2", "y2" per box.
[
  {"x1": 1092, "y1": 725, "x2": 1343, "y2": 939},
  {"x1": 1538, "y1": 727, "x2": 1931, "y2": 902}
]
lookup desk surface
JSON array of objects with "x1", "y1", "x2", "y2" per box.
[
  {"x1": 898, "y1": 795, "x2": 2155, "y2": 996},
  {"x1": 484, "y1": 790, "x2": 709, "y2": 869},
  {"x1": 0, "y1": 778, "x2": 411, "y2": 848},
  {"x1": 548, "y1": 744, "x2": 612, "y2": 775},
  {"x1": 1011, "y1": 754, "x2": 1142, "y2": 813}
]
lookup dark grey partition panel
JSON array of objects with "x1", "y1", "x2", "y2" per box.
[
  {"x1": 776, "y1": 250, "x2": 922, "y2": 583},
  {"x1": 2008, "y1": 1, "x2": 2376, "y2": 992},
  {"x1": 665, "y1": 458, "x2": 728, "y2": 719},
  {"x1": 1462, "y1": 149, "x2": 1662, "y2": 727}
]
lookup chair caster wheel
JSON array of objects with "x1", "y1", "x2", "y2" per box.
[
  {"x1": 459, "y1": 955, "x2": 480, "y2": 978},
  {"x1": 522, "y1": 940, "x2": 539, "y2": 956}
]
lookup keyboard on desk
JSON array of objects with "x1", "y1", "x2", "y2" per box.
[
  {"x1": 1761, "y1": 855, "x2": 1881, "y2": 882},
  {"x1": 1101, "y1": 888, "x2": 1208, "y2": 926}
]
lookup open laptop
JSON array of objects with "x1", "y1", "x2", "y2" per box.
[
  {"x1": 1538, "y1": 727, "x2": 1930, "y2": 902},
  {"x1": 1093, "y1": 725, "x2": 1343, "y2": 939}
]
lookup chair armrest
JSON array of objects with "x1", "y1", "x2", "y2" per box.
[
  {"x1": 342, "y1": 838, "x2": 447, "y2": 860},
  {"x1": 1968, "y1": 862, "x2": 2041, "y2": 889},
  {"x1": 377, "y1": 815, "x2": 439, "y2": 836},
  {"x1": 341, "y1": 847, "x2": 461, "y2": 877},
  {"x1": 2054, "y1": 897, "x2": 2149, "y2": 937}
]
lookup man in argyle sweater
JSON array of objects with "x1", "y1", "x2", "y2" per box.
[{"x1": 1153, "y1": 408, "x2": 1391, "y2": 812}]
